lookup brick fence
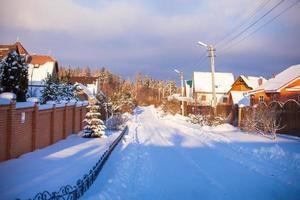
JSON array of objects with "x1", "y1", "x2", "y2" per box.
[{"x1": 0, "y1": 101, "x2": 87, "y2": 162}]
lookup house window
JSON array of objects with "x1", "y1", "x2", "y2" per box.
[
  {"x1": 201, "y1": 95, "x2": 206, "y2": 101},
  {"x1": 259, "y1": 96, "x2": 264, "y2": 103},
  {"x1": 223, "y1": 97, "x2": 228, "y2": 103}
]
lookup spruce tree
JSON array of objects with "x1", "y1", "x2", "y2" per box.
[
  {"x1": 0, "y1": 50, "x2": 28, "y2": 101},
  {"x1": 41, "y1": 74, "x2": 59, "y2": 103},
  {"x1": 82, "y1": 102, "x2": 106, "y2": 138}
]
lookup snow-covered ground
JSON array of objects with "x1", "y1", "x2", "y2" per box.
[
  {"x1": 0, "y1": 130, "x2": 120, "y2": 200},
  {"x1": 83, "y1": 106, "x2": 300, "y2": 200}
]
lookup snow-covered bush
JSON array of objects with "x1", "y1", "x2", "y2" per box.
[
  {"x1": 241, "y1": 107, "x2": 284, "y2": 140},
  {"x1": 41, "y1": 74, "x2": 77, "y2": 104},
  {"x1": 82, "y1": 102, "x2": 106, "y2": 138},
  {"x1": 105, "y1": 114, "x2": 128, "y2": 130},
  {"x1": 0, "y1": 92, "x2": 16, "y2": 101},
  {"x1": 0, "y1": 50, "x2": 28, "y2": 102},
  {"x1": 187, "y1": 114, "x2": 225, "y2": 126}
]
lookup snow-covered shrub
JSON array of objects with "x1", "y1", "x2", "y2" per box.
[
  {"x1": 41, "y1": 74, "x2": 77, "y2": 104},
  {"x1": 82, "y1": 103, "x2": 106, "y2": 138},
  {"x1": 0, "y1": 50, "x2": 28, "y2": 102},
  {"x1": 162, "y1": 100, "x2": 180, "y2": 115},
  {"x1": 0, "y1": 92, "x2": 16, "y2": 100},
  {"x1": 187, "y1": 114, "x2": 225, "y2": 126},
  {"x1": 241, "y1": 107, "x2": 284, "y2": 140},
  {"x1": 105, "y1": 114, "x2": 128, "y2": 130}
]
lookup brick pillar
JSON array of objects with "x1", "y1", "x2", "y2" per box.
[
  {"x1": 31, "y1": 102, "x2": 38, "y2": 151},
  {"x1": 72, "y1": 104, "x2": 76, "y2": 134},
  {"x1": 50, "y1": 104, "x2": 56, "y2": 144},
  {"x1": 7, "y1": 101, "x2": 16, "y2": 160},
  {"x1": 63, "y1": 104, "x2": 67, "y2": 139}
]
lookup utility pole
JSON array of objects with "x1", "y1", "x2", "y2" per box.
[
  {"x1": 208, "y1": 45, "x2": 217, "y2": 113},
  {"x1": 175, "y1": 69, "x2": 185, "y2": 116},
  {"x1": 197, "y1": 41, "x2": 217, "y2": 114}
]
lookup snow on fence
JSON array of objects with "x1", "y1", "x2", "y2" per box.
[
  {"x1": 0, "y1": 101, "x2": 88, "y2": 162},
  {"x1": 19, "y1": 125, "x2": 128, "y2": 200}
]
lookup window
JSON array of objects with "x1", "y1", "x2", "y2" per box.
[
  {"x1": 223, "y1": 97, "x2": 228, "y2": 103},
  {"x1": 259, "y1": 95, "x2": 264, "y2": 103},
  {"x1": 201, "y1": 95, "x2": 206, "y2": 101}
]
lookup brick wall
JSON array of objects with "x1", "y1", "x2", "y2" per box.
[{"x1": 0, "y1": 102, "x2": 87, "y2": 162}]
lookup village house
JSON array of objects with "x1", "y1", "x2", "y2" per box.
[
  {"x1": 69, "y1": 76, "x2": 102, "y2": 101},
  {"x1": 228, "y1": 75, "x2": 266, "y2": 106},
  {"x1": 248, "y1": 64, "x2": 300, "y2": 105},
  {"x1": 193, "y1": 72, "x2": 234, "y2": 106},
  {"x1": 0, "y1": 41, "x2": 29, "y2": 61}
]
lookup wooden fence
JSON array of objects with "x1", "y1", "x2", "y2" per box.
[
  {"x1": 239, "y1": 100, "x2": 300, "y2": 136},
  {"x1": 0, "y1": 101, "x2": 88, "y2": 162}
]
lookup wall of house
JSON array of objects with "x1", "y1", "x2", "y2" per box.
[
  {"x1": 195, "y1": 92, "x2": 230, "y2": 106},
  {"x1": 0, "y1": 102, "x2": 87, "y2": 162}
]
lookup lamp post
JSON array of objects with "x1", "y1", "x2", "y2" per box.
[
  {"x1": 174, "y1": 69, "x2": 185, "y2": 116},
  {"x1": 197, "y1": 41, "x2": 217, "y2": 114}
]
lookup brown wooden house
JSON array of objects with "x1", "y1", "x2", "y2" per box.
[
  {"x1": 228, "y1": 75, "x2": 266, "y2": 106},
  {"x1": 249, "y1": 64, "x2": 300, "y2": 105}
]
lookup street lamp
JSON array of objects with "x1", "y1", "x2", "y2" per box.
[
  {"x1": 197, "y1": 41, "x2": 217, "y2": 114},
  {"x1": 174, "y1": 69, "x2": 185, "y2": 116}
]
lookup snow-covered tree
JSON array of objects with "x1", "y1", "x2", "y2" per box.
[
  {"x1": 82, "y1": 102, "x2": 106, "y2": 138},
  {"x1": 41, "y1": 74, "x2": 59, "y2": 103},
  {"x1": 0, "y1": 50, "x2": 28, "y2": 101}
]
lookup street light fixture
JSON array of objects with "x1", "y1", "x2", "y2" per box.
[
  {"x1": 197, "y1": 40, "x2": 217, "y2": 114},
  {"x1": 174, "y1": 69, "x2": 185, "y2": 116}
]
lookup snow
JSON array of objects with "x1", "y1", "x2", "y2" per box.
[
  {"x1": 27, "y1": 97, "x2": 39, "y2": 103},
  {"x1": 0, "y1": 98, "x2": 10, "y2": 105},
  {"x1": 83, "y1": 106, "x2": 300, "y2": 200},
  {"x1": 193, "y1": 72, "x2": 234, "y2": 93},
  {"x1": 230, "y1": 91, "x2": 251, "y2": 107},
  {"x1": 16, "y1": 102, "x2": 35, "y2": 109},
  {"x1": 0, "y1": 92, "x2": 16, "y2": 100},
  {"x1": 253, "y1": 64, "x2": 300, "y2": 93},
  {"x1": 0, "y1": 130, "x2": 121, "y2": 200},
  {"x1": 38, "y1": 103, "x2": 54, "y2": 110},
  {"x1": 240, "y1": 75, "x2": 267, "y2": 89}
]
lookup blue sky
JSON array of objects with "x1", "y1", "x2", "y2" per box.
[{"x1": 1, "y1": 0, "x2": 299, "y2": 81}]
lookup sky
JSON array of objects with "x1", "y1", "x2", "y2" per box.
[{"x1": 0, "y1": 0, "x2": 300, "y2": 81}]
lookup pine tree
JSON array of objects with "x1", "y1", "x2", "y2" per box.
[
  {"x1": 0, "y1": 50, "x2": 28, "y2": 101},
  {"x1": 82, "y1": 102, "x2": 106, "y2": 138},
  {"x1": 41, "y1": 74, "x2": 59, "y2": 103}
]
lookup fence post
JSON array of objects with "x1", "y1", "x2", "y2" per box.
[
  {"x1": 72, "y1": 104, "x2": 76, "y2": 134},
  {"x1": 50, "y1": 104, "x2": 56, "y2": 144},
  {"x1": 6, "y1": 101, "x2": 16, "y2": 160},
  {"x1": 31, "y1": 102, "x2": 38, "y2": 151},
  {"x1": 63, "y1": 103, "x2": 67, "y2": 139}
]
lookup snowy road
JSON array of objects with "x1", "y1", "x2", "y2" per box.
[{"x1": 84, "y1": 106, "x2": 300, "y2": 200}]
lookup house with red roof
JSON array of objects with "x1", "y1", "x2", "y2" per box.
[{"x1": 248, "y1": 64, "x2": 300, "y2": 105}]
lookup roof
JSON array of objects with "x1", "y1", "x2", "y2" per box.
[
  {"x1": 239, "y1": 75, "x2": 267, "y2": 89},
  {"x1": 230, "y1": 91, "x2": 250, "y2": 107},
  {"x1": 193, "y1": 72, "x2": 234, "y2": 93},
  {"x1": 0, "y1": 41, "x2": 29, "y2": 59},
  {"x1": 29, "y1": 55, "x2": 56, "y2": 65},
  {"x1": 69, "y1": 76, "x2": 98, "y2": 85},
  {"x1": 251, "y1": 64, "x2": 300, "y2": 93}
]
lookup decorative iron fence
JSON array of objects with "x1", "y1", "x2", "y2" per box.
[{"x1": 18, "y1": 126, "x2": 128, "y2": 200}]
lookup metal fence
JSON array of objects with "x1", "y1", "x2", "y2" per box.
[{"x1": 18, "y1": 126, "x2": 128, "y2": 200}]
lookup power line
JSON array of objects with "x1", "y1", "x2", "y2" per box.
[
  {"x1": 216, "y1": 0, "x2": 272, "y2": 47},
  {"x1": 218, "y1": 0, "x2": 285, "y2": 52},
  {"x1": 219, "y1": 0, "x2": 300, "y2": 55}
]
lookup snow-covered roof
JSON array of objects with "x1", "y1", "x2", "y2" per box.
[
  {"x1": 251, "y1": 64, "x2": 300, "y2": 93},
  {"x1": 193, "y1": 72, "x2": 234, "y2": 93},
  {"x1": 230, "y1": 91, "x2": 250, "y2": 107},
  {"x1": 239, "y1": 75, "x2": 267, "y2": 89}
]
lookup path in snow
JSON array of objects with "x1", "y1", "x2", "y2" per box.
[{"x1": 83, "y1": 106, "x2": 300, "y2": 200}]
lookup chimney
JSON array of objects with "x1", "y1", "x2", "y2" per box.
[{"x1": 258, "y1": 77, "x2": 263, "y2": 86}]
